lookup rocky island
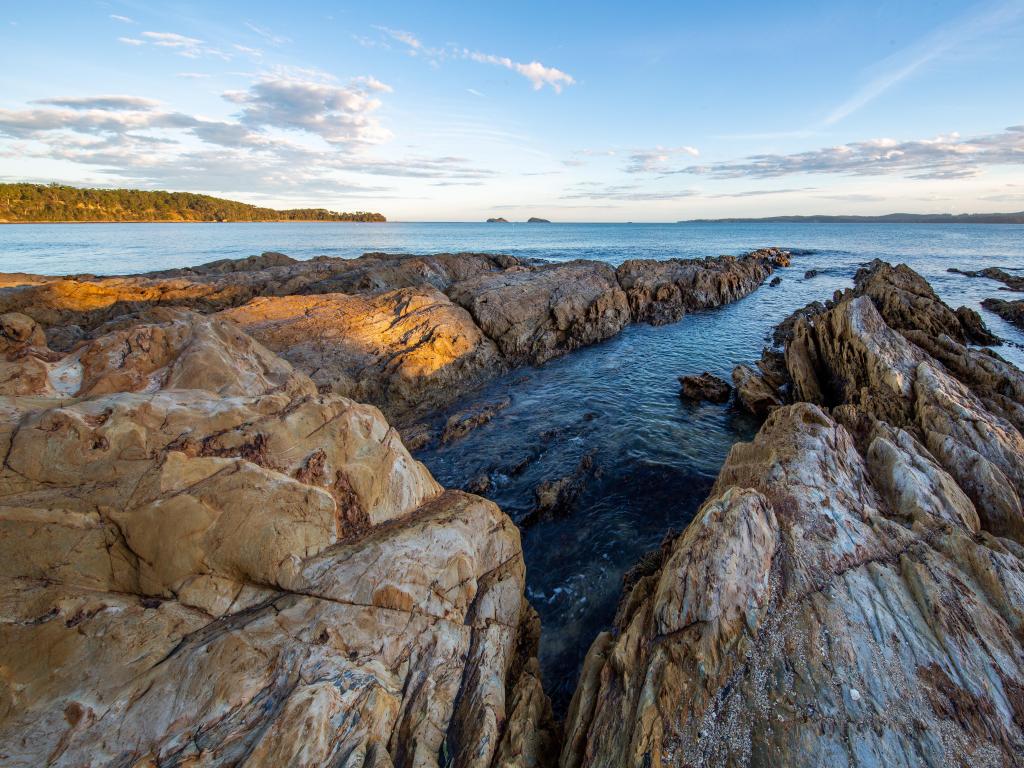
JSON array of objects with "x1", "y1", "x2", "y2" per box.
[{"x1": 1, "y1": 248, "x2": 1022, "y2": 767}]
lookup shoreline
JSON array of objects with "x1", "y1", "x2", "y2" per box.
[{"x1": 0, "y1": 219, "x2": 389, "y2": 225}]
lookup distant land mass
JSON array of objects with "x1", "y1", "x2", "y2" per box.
[
  {"x1": 0, "y1": 183, "x2": 386, "y2": 223},
  {"x1": 680, "y1": 211, "x2": 1024, "y2": 224}
]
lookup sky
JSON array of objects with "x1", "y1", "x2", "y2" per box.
[{"x1": 2, "y1": 1, "x2": 1023, "y2": 221}]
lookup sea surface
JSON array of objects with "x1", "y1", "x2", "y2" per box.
[{"x1": 4, "y1": 221, "x2": 1024, "y2": 712}]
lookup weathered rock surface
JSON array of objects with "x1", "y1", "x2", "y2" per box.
[
  {"x1": 731, "y1": 363, "x2": 783, "y2": 416},
  {"x1": 526, "y1": 450, "x2": 598, "y2": 524},
  {"x1": 615, "y1": 248, "x2": 790, "y2": 326},
  {"x1": 563, "y1": 261, "x2": 1024, "y2": 767},
  {"x1": 440, "y1": 396, "x2": 512, "y2": 444},
  {"x1": 0, "y1": 314, "x2": 555, "y2": 767},
  {"x1": 219, "y1": 287, "x2": 504, "y2": 424},
  {"x1": 448, "y1": 261, "x2": 631, "y2": 365},
  {"x1": 984, "y1": 297, "x2": 1024, "y2": 331},
  {"x1": 678, "y1": 372, "x2": 731, "y2": 403}
]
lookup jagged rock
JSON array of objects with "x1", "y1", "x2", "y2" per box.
[
  {"x1": 441, "y1": 396, "x2": 512, "y2": 443},
  {"x1": 615, "y1": 249, "x2": 790, "y2": 326},
  {"x1": 563, "y1": 402, "x2": 1024, "y2": 767},
  {"x1": 984, "y1": 297, "x2": 1024, "y2": 331},
  {"x1": 564, "y1": 261, "x2": 1024, "y2": 766},
  {"x1": 147, "y1": 251, "x2": 298, "y2": 277},
  {"x1": 803, "y1": 268, "x2": 819, "y2": 279},
  {"x1": 856, "y1": 259, "x2": 998, "y2": 345},
  {"x1": 769, "y1": 276, "x2": 781, "y2": 287},
  {"x1": 219, "y1": 287, "x2": 504, "y2": 424},
  {"x1": 678, "y1": 372, "x2": 731, "y2": 403},
  {"x1": 448, "y1": 261, "x2": 630, "y2": 365},
  {"x1": 0, "y1": 316, "x2": 555, "y2": 768},
  {"x1": 950, "y1": 266, "x2": 1024, "y2": 291},
  {"x1": 0, "y1": 312, "x2": 61, "y2": 396},
  {"x1": 731, "y1": 364, "x2": 783, "y2": 416}
]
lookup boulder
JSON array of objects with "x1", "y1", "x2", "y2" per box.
[
  {"x1": 678, "y1": 372, "x2": 731, "y2": 403},
  {"x1": 448, "y1": 261, "x2": 630, "y2": 365},
  {"x1": 731, "y1": 364, "x2": 783, "y2": 416},
  {"x1": 219, "y1": 287, "x2": 504, "y2": 424},
  {"x1": 0, "y1": 315, "x2": 555, "y2": 768}
]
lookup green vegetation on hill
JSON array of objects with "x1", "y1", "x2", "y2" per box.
[{"x1": 0, "y1": 183, "x2": 386, "y2": 223}]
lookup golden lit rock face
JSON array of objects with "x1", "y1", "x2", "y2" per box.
[
  {"x1": 0, "y1": 309, "x2": 554, "y2": 767},
  {"x1": 219, "y1": 287, "x2": 505, "y2": 423}
]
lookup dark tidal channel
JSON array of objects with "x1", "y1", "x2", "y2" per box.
[{"x1": 414, "y1": 246, "x2": 1024, "y2": 715}]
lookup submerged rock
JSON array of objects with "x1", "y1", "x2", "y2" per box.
[
  {"x1": 950, "y1": 266, "x2": 1024, "y2": 291},
  {"x1": 526, "y1": 450, "x2": 598, "y2": 523},
  {"x1": 440, "y1": 396, "x2": 512, "y2": 443},
  {"x1": 678, "y1": 371, "x2": 731, "y2": 403}
]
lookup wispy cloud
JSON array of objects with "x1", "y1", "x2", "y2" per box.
[
  {"x1": 33, "y1": 96, "x2": 160, "y2": 111},
  {"x1": 563, "y1": 182, "x2": 698, "y2": 201},
  {"x1": 120, "y1": 31, "x2": 231, "y2": 60},
  {"x1": 118, "y1": 37, "x2": 144, "y2": 46},
  {"x1": 676, "y1": 126, "x2": 1024, "y2": 180},
  {"x1": 822, "y1": 1, "x2": 1024, "y2": 126},
  {"x1": 375, "y1": 26, "x2": 423, "y2": 53},
  {"x1": 625, "y1": 145, "x2": 699, "y2": 173},
  {"x1": 110, "y1": 14, "x2": 134, "y2": 24},
  {"x1": 244, "y1": 21, "x2": 290, "y2": 46},
  {"x1": 464, "y1": 51, "x2": 575, "y2": 92}
]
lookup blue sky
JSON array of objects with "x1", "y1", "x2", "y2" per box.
[{"x1": 2, "y1": 0, "x2": 1023, "y2": 220}]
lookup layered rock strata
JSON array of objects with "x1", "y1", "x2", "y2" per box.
[
  {"x1": 563, "y1": 261, "x2": 1024, "y2": 767},
  {"x1": 0, "y1": 313, "x2": 557, "y2": 767}
]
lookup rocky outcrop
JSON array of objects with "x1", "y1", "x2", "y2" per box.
[
  {"x1": 950, "y1": 266, "x2": 1024, "y2": 291},
  {"x1": 731, "y1": 364, "x2": 783, "y2": 416},
  {"x1": 219, "y1": 288, "x2": 503, "y2": 424},
  {"x1": 563, "y1": 261, "x2": 1024, "y2": 767},
  {"x1": 448, "y1": 260, "x2": 631, "y2": 365},
  {"x1": 0, "y1": 314, "x2": 555, "y2": 767},
  {"x1": 984, "y1": 297, "x2": 1024, "y2": 331},
  {"x1": 615, "y1": 248, "x2": 790, "y2": 325},
  {"x1": 678, "y1": 372, "x2": 731, "y2": 403}
]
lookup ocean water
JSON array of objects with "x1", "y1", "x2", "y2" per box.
[{"x1": 3, "y1": 221, "x2": 1023, "y2": 711}]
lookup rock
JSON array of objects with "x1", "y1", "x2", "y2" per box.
[
  {"x1": 731, "y1": 363, "x2": 783, "y2": 416},
  {"x1": 564, "y1": 400, "x2": 1024, "y2": 766},
  {"x1": 526, "y1": 450, "x2": 598, "y2": 523},
  {"x1": 448, "y1": 261, "x2": 630, "y2": 365},
  {"x1": 616, "y1": 248, "x2": 790, "y2": 326},
  {"x1": 0, "y1": 313, "x2": 555, "y2": 767},
  {"x1": 487, "y1": 217, "x2": 510, "y2": 223},
  {"x1": 950, "y1": 266, "x2": 1024, "y2": 291},
  {"x1": 983, "y1": 297, "x2": 1024, "y2": 331},
  {"x1": 219, "y1": 288, "x2": 504, "y2": 424},
  {"x1": 855, "y1": 259, "x2": 997, "y2": 345},
  {"x1": 148, "y1": 251, "x2": 298, "y2": 277},
  {"x1": 956, "y1": 305, "x2": 1001, "y2": 345},
  {"x1": 678, "y1": 372, "x2": 731, "y2": 403},
  {"x1": 769, "y1": 276, "x2": 781, "y2": 287},
  {"x1": 441, "y1": 396, "x2": 512, "y2": 443},
  {"x1": 527, "y1": 217, "x2": 551, "y2": 223},
  {"x1": 0, "y1": 312, "x2": 62, "y2": 396},
  {"x1": 803, "y1": 268, "x2": 819, "y2": 279}
]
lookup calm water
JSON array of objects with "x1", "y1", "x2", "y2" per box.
[{"x1": 3, "y1": 221, "x2": 1023, "y2": 712}]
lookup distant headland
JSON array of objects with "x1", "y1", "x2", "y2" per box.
[
  {"x1": 679, "y1": 211, "x2": 1024, "y2": 224},
  {"x1": 0, "y1": 183, "x2": 386, "y2": 223}
]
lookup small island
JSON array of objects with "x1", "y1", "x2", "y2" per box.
[
  {"x1": 526, "y1": 217, "x2": 551, "y2": 223},
  {"x1": 0, "y1": 183, "x2": 386, "y2": 223},
  {"x1": 486, "y1": 217, "x2": 509, "y2": 223}
]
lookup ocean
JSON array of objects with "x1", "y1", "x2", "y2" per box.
[{"x1": 4, "y1": 220, "x2": 1023, "y2": 710}]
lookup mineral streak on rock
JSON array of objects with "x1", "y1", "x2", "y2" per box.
[
  {"x1": 562, "y1": 260, "x2": 1024, "y2": 767},
  {"x1": 0, "y1": 312, "x2": 557, "y2": 767}
]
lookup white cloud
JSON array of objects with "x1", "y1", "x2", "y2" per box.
[
  {"x1": 375, "y1": 26, "x2": 422, "y2": 53},
  {"x1": 465, "y1": 50, "x2": 575, "y2": 92},
  {"x1": 244, "y1": 21, "x2": 291, "y2": 46},
  {"x1": 224, "y1": 76, "x2": 391, "y2": 145},
  {"x1": 134, "y1": 31, "x2": 231, "y2": 60},
  {"x1": 118, "y1": 37, "x2": 144, "y2": 46},
  {"x1": 625, "y1": 145, "x2": 700, "y2": 173},
  {"x1": 353, "y1": 76, "x2": 393, "y2": 93},
  {"x1": 110, "y1": 14, "x2": 134, "y2": 24},
  {"x1": 35, "y1": 96, "x2": 160, "y2": 111},
  {"x1": 562, "y1": 182, "x2": 698, "y2": 201},
  {"x1": 677, "y1": 127, "x2": 1024, "y2": 180}
]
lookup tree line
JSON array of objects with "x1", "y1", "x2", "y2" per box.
[{"x1": 0, "y1": 183, "x2": 386, "y2": 223}]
